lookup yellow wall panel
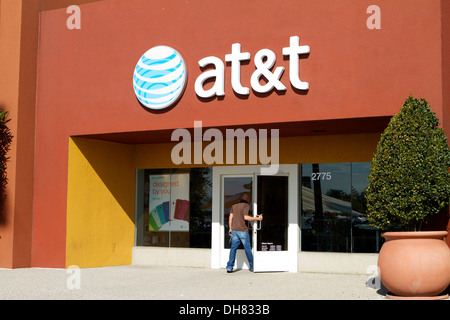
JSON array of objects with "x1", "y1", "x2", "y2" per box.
[{"x1": 66, "y1": 138, "x2": 135, "y2": 267}]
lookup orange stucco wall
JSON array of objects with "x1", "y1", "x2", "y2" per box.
[
  {"x1": 33, "y1": 0, "x2": 448, "y2": 267},
  {"x1": 0, "y1": 0, "x2": 40, "y2": 268},
  {"x1": 36, "y1": 0, "x2": 445, "y2": 138},
  {"x1": 1, "y1": 0, "x2": 449, "y2": 268}
]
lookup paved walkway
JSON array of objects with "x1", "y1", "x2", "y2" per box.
[{"x1": 0, "y1": 265, "x2": 387, "y2": 300}]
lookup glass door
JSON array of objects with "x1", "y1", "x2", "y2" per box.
[
  {"x1": 252, "y1": 174, "x2": 289, "y2": 272},
  {"x1": 212, "y1": 165, "x2": 298, "y2": 272}
]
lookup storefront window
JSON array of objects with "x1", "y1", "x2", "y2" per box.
[
  {"x1": 350, "y1": 162, "x2": 382, "y2": 252},
  {"x1": 300, "y1": 162, "x2": 382, "y2": 253},
  {"x1": 135, "y1": 168, "x2": 212, "y2": 248}
]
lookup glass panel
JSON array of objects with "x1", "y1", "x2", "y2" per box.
[
  {"x1": 148, "y1": 168, "x2": 190, "y2": 247},
  {"x1": 141, "y1": 169, "x2": 171, "y2": 247},
  {"x1": 301, "y1": 163, "x2": 352, "y2": 252},
  {"x1": 257, "y1": 175, "x2": 288, "y2": 251},
  {"x1": 189, "y1": 168, "x2": 213, "y2": 248},
  {"x1": 301, "y1": 162, "x2": 383, "y2": 253},
  {"x1": 223, "y1": 176, "x2": 253, "y2": 249},
  {"x1": 351, "y1": 162, "x2": 383, "y2": 252},
  {"x1": 136, "y1": 168, "x2": 212, "y2": 248}
]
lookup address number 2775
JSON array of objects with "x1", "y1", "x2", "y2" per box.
[{"x1": 311, "y1": 172, "x2": 332, "y2": 181}]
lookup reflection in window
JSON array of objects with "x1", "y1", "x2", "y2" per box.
[
  {"x1": 136, "y1": 168, "x2": 212, "y2": 248},
  {"x1": 301, "y1": 163, "x2": 352, "y2": 252},
  {"x1": 351, "y1": 162, "x2": 382, "y2": 252},
  {"x1": 223, "y1": 176, "x2": 253, "y2": 249},
  {"x1": 301, "y1": 163, "x2": 382, "y2": 253}
]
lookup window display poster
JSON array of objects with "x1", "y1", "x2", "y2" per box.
[{"x1": 149, "y1": 173, "x2": 190, "y2": 231}]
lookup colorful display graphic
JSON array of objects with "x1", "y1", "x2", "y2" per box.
[{"x1": 149, "y1": 174, "x2": 189, "y2": 231}]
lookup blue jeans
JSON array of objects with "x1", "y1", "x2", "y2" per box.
[{"x1": 227, "y1": 230, "x2": 253, "y2": 271}]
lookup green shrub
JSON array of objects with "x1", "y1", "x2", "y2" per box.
[
  {"x1": 365, "y1": 96, "x2": 450, "y2": 231},
  {"x1": 0, "y1": 110, "x2": 13, "y2": 212}
]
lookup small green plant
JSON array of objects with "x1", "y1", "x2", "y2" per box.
[
  {"x1": 365, "y1": 96, "x2": 450, "y2": 231},
  {"x1": 0, "y1": 110, "x2": 13, "y2": 212}
]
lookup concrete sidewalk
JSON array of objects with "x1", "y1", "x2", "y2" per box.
[{"x1": 0, "y1": 265, "x2": 386, "y2": 300}]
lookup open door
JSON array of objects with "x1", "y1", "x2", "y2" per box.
[
  {"x1": 213, "y1": 165, "x2": 298, "y2": 272},
  {"x1": 252, "y1": 174, "x2": 290, "y2": 272}
]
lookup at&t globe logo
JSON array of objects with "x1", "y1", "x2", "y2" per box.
[{"x1": 133, "y1": 46, "x2": 187, "y2": 110}]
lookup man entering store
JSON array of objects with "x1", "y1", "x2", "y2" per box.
[{"x1": 226, "y1": 193, "x2": 263, "y2": 273}]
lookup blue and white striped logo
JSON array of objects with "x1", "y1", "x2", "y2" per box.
[{"x1": 133, "y1": 46, "x2": 187, "y2": 110}]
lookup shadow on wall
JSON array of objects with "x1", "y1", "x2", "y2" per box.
[
  {"x1": 69, "y1": 137, "x2": 135, "y2": 224},
  {"x1": 66, "y1": 137, "x2": 136, "y2": 267}
]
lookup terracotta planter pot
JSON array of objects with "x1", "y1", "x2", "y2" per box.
[{"x1": 378, "y1": 231, "x2": 450, "y2": 299}]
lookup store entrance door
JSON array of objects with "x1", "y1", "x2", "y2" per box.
[
  {"x1": 252, "y1": 174, "x2": 289, "y2": 272},
  {"x1": 212, "y1": 165, "x2": 298, "y2": 272}
]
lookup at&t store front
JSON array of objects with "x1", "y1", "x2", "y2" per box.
[{"x1": 1, "y1": 0, "x2": 449, "y2": 271}]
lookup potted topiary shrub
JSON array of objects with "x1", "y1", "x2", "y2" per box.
[{"x1": 365, "y1": 95, "x2": 450, "y2": 299}]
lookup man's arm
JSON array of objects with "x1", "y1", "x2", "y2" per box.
[
  {"x1": 244, "y1": 214, "x2": 263, "y2": 221},
  {"x1": 228, "y1": 213, "x2": 233, "y2": 235},
  {"x1": 243, "y1": 204, "x2": 263, "y2": 221}
]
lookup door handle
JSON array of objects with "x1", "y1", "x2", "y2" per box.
[{"x1": 256, "y1": 216, "x2": 262, "y2": 231}]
